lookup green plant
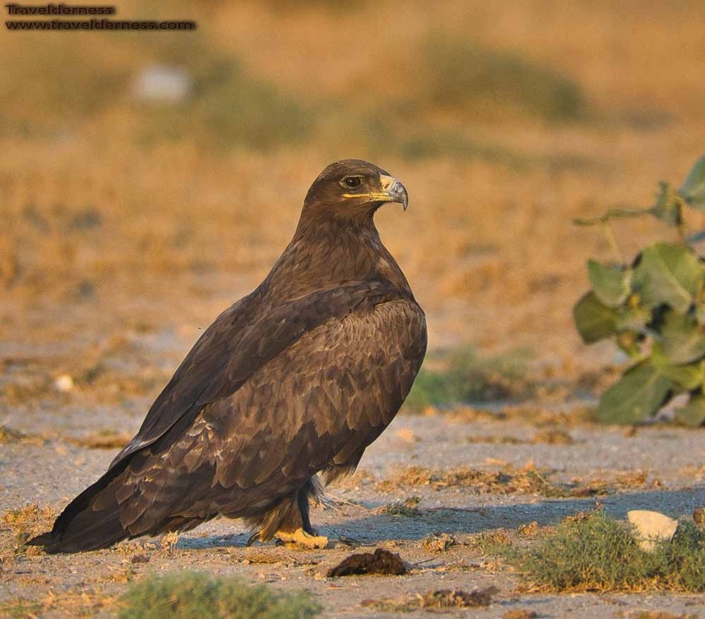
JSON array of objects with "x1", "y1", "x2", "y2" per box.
[
  {"x1": 404, "y1": 346, "x2": 530, "y2": 410},
  {"x1": 118, "y1": 572, "x2": 321, "y2": 619},
  {"x1": 574, "y1": 155, "x2": 705, "y2": 425},
  {"x1": 496, "y1": 511, "x2": 705, "y2": 593},
  {"x1": 421, "y1": 33, "x2": 587, "y2": 122}
]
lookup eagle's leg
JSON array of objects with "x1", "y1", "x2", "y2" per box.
[
  {"x1": 275, "y1": 480, "x2": 328, "y2": 549},
  {"x1": 249, "y1": 478, "x2": 328, "y2": 549}
]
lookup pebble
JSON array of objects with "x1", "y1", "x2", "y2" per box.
[
  {"x1": 627, "y1": 510, "x2": 679, "y2": 551},
  {"x1": 54, "y1": 374, "x2": 74, "y2": 393}
]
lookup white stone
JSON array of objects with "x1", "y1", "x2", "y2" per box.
[
  {"x1": 627, "y1": 510, "x2": 679, "y2": 552},
  {"x1": 54, "y1": 374, "x2": 74, "y2": 393},
  {"x1": 132, "y1": 64, "x2": 191, "y2": 103}
]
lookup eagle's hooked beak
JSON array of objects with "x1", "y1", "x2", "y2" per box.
[{"x1": 379, "y1": 174, "x2": 409, "y2": 211}]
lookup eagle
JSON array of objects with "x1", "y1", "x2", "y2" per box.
[{"x1": 30, "y1": 159, "x2": 427, "y2": 553}]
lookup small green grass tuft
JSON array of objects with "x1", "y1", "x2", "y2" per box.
[
  {"x1": 0, "y1": 599, "x2": 43, "y2": 619},
  {"x1": 381, "y1": 496, "x2": 422, "y2": 517},
  {"x1": 472, "y1": 530, "x2": 514, "y2": 556},
  {"x1": 131, "y1": 32, "x2": 313, "y2": 150},
  {"x1": 421, "y1": 33, "x2": 587, "y2": 123},
  {"x1": 404, "y1": 347, "x2": 530, "y2": 410},
  {"x1": 500, "y1": 511, "x2": 705, "y2": 592},
  {"x1": 118, "y1": 572, "x2": 321, "y2": 619}
]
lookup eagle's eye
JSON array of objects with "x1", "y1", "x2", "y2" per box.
[{"x1": 342, "y1": 176, "x2": 362, "y2": 189}]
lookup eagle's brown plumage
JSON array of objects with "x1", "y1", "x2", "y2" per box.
[{"x1": 29, "y1": 159, "x2": 427, "y2": 553}]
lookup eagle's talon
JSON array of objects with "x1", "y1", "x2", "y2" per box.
[
  {"x1": 275, "y1": 529, "x2": 329, "y2": 549},
  {"x1": 246, "y1": 531, "x2": 261, "y2": 547}
]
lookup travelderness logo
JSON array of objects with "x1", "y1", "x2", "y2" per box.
[{"x1": 5, "y1": 3, "x2": 197, "y2": 30}]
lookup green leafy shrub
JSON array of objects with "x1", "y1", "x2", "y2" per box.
[
  {"x1": 574, "y1": 154, "x2": 705, "y2": 425},
  {"x1": 118, "y1": 572, "x2": 321, "y2": 619}
]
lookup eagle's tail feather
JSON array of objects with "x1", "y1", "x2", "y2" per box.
[
  {"x1": 28, "y1": 472, "x2": 130, "y2": 554},
  {"x1": 28, "y1": 509, "x2": 128, "y2": 554}
]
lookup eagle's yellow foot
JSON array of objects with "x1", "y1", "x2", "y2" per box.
[{"x1": 275, "y1": 529, "x2": 328, "y2": 549}]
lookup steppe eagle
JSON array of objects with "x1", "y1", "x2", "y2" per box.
[{"x1": 30, "y1": 159, "x2": 427, "y2": 553}]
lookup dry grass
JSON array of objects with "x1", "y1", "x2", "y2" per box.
[
  {"x1": 0, "y1": 425, "x2": 44, "y2": 446},
  {"x1": 1, "y1": 504, "x2": 56, "y2": 556},
  {"x1": 421, "y1": 532, "x2": 458, "y2": 552},
  {"x1": 64, "y1": 431, "x2": 133, "y2": 450},
  {"x1": 616, "y1": 612, "x2": 700, "y2": 619},
  {"x1": 1, "y1": 0, "x2": 704, "y2": 376},
  {"x1": 0, "y1": 591, "x2": 117, "y2": 619},
  {"x1": 363, "y1": 586, "x2": 498, "y2": 612},
  {"x1": 503, "y1": 611, "x2": 539, "y2": 619},
  {"x1": 448, "y1": 404, "x2": 598, "y2": 427},
  {"x1": 0, "y1": 425, "x2": 131, "y2": 450},
  {"x1": 379, "y1": 464, "x2": 656, "y2": 498},
  {"x1": 378, "y1": 463, "x2": 561, "y2": 496}
]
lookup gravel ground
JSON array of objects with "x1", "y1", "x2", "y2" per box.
[{"x1": 2, "y1": 400, "x2": 705, "y2": 618}]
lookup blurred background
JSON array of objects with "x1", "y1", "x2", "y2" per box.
[{"x1": 2, "y1": 0, "x2": 705, "y2": 413}]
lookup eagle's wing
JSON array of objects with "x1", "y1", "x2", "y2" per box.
[
  {"x1": 114, "y1": 292, "x2": 426, "y2": 535},
  {"x1": 110, "y1": 280, "x2": 408, "y2": 468},
  {"x1": 44, "y1": 281, "x2": 425, "y2": 548}
]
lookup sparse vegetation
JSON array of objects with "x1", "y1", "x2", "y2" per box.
[
  {"x1": 0, "y1": 425, "x2": 43, "y2": 445},
  {"x1": 379, "y1": 464, "x2": 655, "y2": 498},
  {"x1": 0, "y1": 8, "x2": 312, "y2": 149},
  {"x1": 363, "y1": 586, "x2": 498, "y2": 612},
  {"x1": 494, "y1": 511, "x2": 705, "y2": 593},
  {"x1": 118, "y1": 572, "x2": 321, "y2": 619},
  {"x1": 422, "y1": 532, "x2": 458, "y2": 552},
  {"x1": 472, "y1": 529, "x2": 513, "y2": 556},
  {"x1": 575, "y1": 155, "x2": 705, "y2": 425},
  {"x1": 1, "y1": 504, "x2": 56, "y2": 555},
  {"x1": 65, "y1": 430, "x2": 132, "y2": 450},
  {"x1": 404, "y1": 347, "x2": 530, "y2": 410},
  {"x1": 3, "y1": 2, "x2": 705, "y2": 618},
  {"x1": 419, "y1": 33, "x2": 588, "y2": 122},
  {"x1": 381, "y1": 496, "x2": 422, "y2": 517}
]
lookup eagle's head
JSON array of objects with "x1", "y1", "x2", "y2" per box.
[{"x1": 302, "y1": 159, "x2": 408, "y2": 222}]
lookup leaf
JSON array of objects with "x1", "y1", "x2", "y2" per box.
[
  {"x1": 632, "y1": 242, "x2": 703, "y2": 314},
  {"x1": 660, "y1": 311, "x2": 705, "y2": 364},
  {"x1": 652, "y1": 351, "x2": 704, "y2": 390},
  {"x1": 651, "y1": 342, "x2": 703, "y2": 389},
  {"x1": 663, "y1": 364, "x2": 703, "y2": 390},
  {"x1": 675, "y1": 394, "x2": 705, "y2": 427},
  {"x1": 680, "y1": 154, "x2": 705, "y2": 210},
  {"x1": 597, "y1": 361, "x2": 672, "y2": 424},
  {"x1": 587, "y1": 260, "x2": 630, "y2": 307},
  {"x1": 573, "y1": 292, "x2": 619, "y2": 344}
]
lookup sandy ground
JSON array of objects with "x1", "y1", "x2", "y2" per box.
[{"x1": 1, "y1": 301, "x2": 704, "y2": 618}]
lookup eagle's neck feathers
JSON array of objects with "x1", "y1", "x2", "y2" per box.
[{"x1": 263, "y1": 216, "x2": 410, "y2": 302}]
